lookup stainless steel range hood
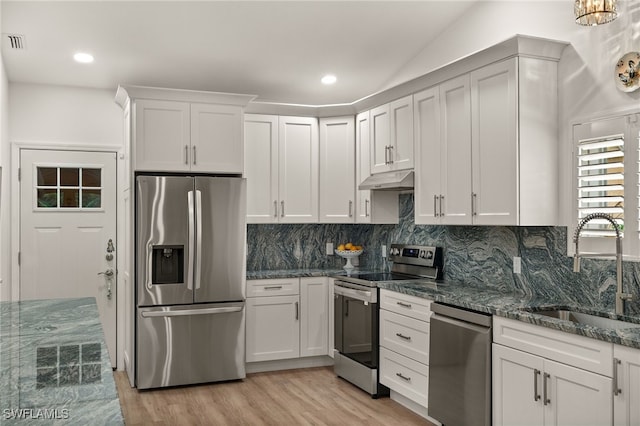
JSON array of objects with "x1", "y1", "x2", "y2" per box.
[{"x1": 358, "y1": 170, "x2": 414, "y2": 190}]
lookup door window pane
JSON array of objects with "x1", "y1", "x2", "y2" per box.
[
  {"x1": 37, "y1": 168, "x2": 57, "y2": 186},
  {"x1": 60, "y1": 168, "x2": 79, "y2": 186},
  {"x1": 60, "y1": 189, "x2": 79, "y2": 208},
  {"x1": 82, "y1": 190, "x2": 101, "y2": 208},
  {"x1": 37, "y1": 189, "x2": 58, "y2": 208},
  {"x1": 82, "y1": 169, "x2": 101, "y2": 187}
]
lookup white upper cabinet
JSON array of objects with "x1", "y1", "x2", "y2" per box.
[
  {"x1": 370, "y1": 95, "x2": 414, "y2": 174},
  {"x1": 135, "y1": 99, "x2": 190, "y2": 172},
  {"x1": 355, "y1": 111, "x2": 399, "y2": 224},
  {"x1": 118, "y1": 85, "x2": 253, "y2": 174},
  {"x1": 245, "y1": 114, "x2": 279, "y2": 223},
  {"x1": 414, "y1": 56, "x2": 559, "y2": 226},
  {"x1": 244, "y1": 114, "x2": 318, "y2": 224},
  {"x1": 278, "y1": 116, "x2": 319, "y2": 223},
  {"x1": 414, "y1": 75, "x2": 471, "y2": 225},
  {"x1": 190, "y1": 103, "x2": 243, "y2": 173},
  {"x1": 319, "y1": 116, "x2": 355, "y2": 223}
]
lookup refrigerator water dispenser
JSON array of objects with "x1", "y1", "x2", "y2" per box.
[{"x1": 151, "y1": 246, "x2": 184, "y2": 284}]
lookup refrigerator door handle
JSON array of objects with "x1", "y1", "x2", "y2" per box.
[
  {"x1": 141, "y1": 306, "x2": 244, "y2": 318},
  {"x1": 195, "y1": 189, "x2": 203, "y2": 290},
  {"x1": 187, "y1": 190, "x2": 195, "y2": 290}
]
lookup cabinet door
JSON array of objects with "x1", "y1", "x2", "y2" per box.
[
  {"x1": 414, "y1": 86, "x2": 441, "y2": 225},
  {"x1": 246, "y1": 295, "x2": 300, "y2": 362},
  {"x1": 244, "y1": 114, "x2": 279, "y2": 223},
  {"x1": 545, "y1": 358, "x2": 612, "y2": 426},
  {"x1": 471, "y1": 58, "x2": 518, "y2": 225},
  {"x1": 370, "y1": 104, "x2": 391, "y2": 174},
  {"x1": 319, "y1": 116, "x2": 355, "y2": 223},
  {"x1": 614, "y1": 344, "x2": 640, "y2": 426},
  {"x1": 278, "y1": 116, "x2": 319, "y2": 223},
  {"x1": 440, "y1": 74, "x2": 472, "y2": 225},
  {"x1": 300, "y1": 277, "x2": 328, "y2": 357},
  {"x1": 191, "y1": 103, "x2": 243, "y2": 173},
  {"x1": 135, "y1": 99, "x2": 190, "y2": 172},
  {"x1": 389, "y1": 95, "x2": 413, "y2": 170},
  {"x1": 356, "y1": 111, "x2": 372, "y2": 223},
  {"x1": 493, "y1": 344, "x2": 545, "y2": 426}
]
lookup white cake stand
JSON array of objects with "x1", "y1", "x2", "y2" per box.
[{"x1": 335, "y1": 249, "x2": 363, "y2": 271}]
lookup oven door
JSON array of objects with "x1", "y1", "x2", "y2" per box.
[{"x1": 334, "y1": 281, "x2": 379, "y2": 369}]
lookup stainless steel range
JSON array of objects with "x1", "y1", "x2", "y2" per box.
[{"x1": 332, "y1": 244, "x2": 443, "y2": 398}]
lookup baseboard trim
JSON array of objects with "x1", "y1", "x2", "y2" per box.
[{"x1": 246, "y1": 356, "x2": 333, "y2": 374}]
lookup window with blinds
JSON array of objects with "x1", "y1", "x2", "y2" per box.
[{"x1": 577, "y1": 134, "x2": 624, "y2": 237}]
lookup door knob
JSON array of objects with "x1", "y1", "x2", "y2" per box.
[
  {"x1": 98, "y1": 269, "x2": 114, "y2": 300},
  {"x1": 98, "y1": 269, "x2": 114, "y2": 277},
  {"x1": 106, "y1": 239, "x2": 115, "y2": 261}
]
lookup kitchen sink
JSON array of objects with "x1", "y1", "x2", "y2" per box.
[{"x1": 532, "y1": 309, "x2": 640, "y2": 330}]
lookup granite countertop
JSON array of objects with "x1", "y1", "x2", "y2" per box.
[
  {"x1": 247, "y1": 268, "x2": 346, "y2": 280},
  {"x1": 378, "y1": 279, "x2": 640, "y2": 350},
  {"x1": 0, "y1": 297, "x2": 124, "y2": 425}
]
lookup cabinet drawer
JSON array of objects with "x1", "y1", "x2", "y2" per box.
[
  {"x1": 493, "y1": 316, "x2": 613, "y2": 376},
  {"x1": 380, "y1": 309, "x2": 429, "y2": 364},
  {"x1": 379, "y1": 347, "x2": 429, "y2": 407},
  {"x1": 247, "y1": 278, "x2": 299, "y2": 297},
  {"x1": 380, "y1": 289, "x2": 432, "y2": 322}
]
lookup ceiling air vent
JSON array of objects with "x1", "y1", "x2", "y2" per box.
[{"x1": 4, "y1": 34, "x2": 26, "y2": 50}]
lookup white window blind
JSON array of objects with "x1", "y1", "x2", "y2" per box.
[{"x1": 577, "y1": 134, "x2": 624, "y2": 237}]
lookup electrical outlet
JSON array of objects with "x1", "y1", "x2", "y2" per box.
[
  {"x1": 326, "y1": 242, "x2": 334, "y2": 255},
  {"x1": 381, "y1": 245, "x2": 387, "y2": 258},
  {"x1": 513, "y1": 256, "x2": 522, "y2": 274}
]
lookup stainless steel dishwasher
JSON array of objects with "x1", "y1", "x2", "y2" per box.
[{"x1": 428, "y1": 303, "x2": 492, "y2": 426}]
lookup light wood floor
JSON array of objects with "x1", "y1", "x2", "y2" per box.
[{"x1": 114, "y1": 367, "x2": 434, "y2": 425}]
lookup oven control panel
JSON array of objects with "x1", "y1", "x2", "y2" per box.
[{"x1": 388, "y1": 244, "x2": 443, "y2": 268}]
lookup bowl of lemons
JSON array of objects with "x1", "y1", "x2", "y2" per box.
[{"x1": 335, "y1": 243, "x2": 363, "y2": 270}]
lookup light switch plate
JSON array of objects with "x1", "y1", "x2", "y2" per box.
[
  {"x1": 326, "y1": 242, "x2": 334, "y2": 255},
  {"x1": 513, "y1": 256, "x2": 522, "y2": 274}
]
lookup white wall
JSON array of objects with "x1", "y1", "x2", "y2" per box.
[
  {"x1": 0, "y1": 5, "x2": 10, "y2": 301},
  {"x1": 384, "y1": 0, "x2": 640, "y2": 227},
  {"x1": 9, "y1": 83, "x2": 122, "y2": 145}
]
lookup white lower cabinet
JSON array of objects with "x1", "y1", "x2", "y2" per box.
[
  {"x1": 493, "y1": 343, "x2": 612, "y2": 426},
  {"x1": 246, "y1": 277, "x2": 328, "y2": 363},
  {"x1": 493, "y1": 317, "x2": 613, "y2": 426},
  {"x1": 379, "y1": 290, "x2": 431, "y2": 408},
  {"x1": 614, "y1": 344, "x2": 640, "y2": 426}
]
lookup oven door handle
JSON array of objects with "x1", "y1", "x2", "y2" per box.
[{"x1": 334, "y1": 284, "x2": 374, "y2": 303}]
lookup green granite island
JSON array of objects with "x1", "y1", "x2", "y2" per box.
[{"x1": 0, "y1": 297, "x2": 123, "y2": 425}]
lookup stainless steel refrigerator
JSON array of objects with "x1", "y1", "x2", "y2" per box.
[{"x1": 135, "y1": 175, "x2": 246, "y2": 389}]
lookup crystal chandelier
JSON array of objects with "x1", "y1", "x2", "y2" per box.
[{"x1": 575, "y1": 0, "x2": 618, "y2": 26}]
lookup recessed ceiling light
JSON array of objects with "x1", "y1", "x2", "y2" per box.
[
  {"x1": 73, "y1": 52, "x2": 94, "y2": 64},
  {"x1": 321, "y1": 74, "x2": 337, "y2": 85}
]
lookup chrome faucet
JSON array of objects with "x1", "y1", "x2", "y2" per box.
[{"x1": 573, "y1": 212, "x2": 633, "y2": 315}]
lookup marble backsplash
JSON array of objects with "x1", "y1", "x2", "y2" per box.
[{"x1": 246, "y1": 193, "x2": 640, "y2": 316}]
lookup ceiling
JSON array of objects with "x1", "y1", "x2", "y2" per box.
[{"x1": 0, "y1": 1, "x2": 478, "y2": 105}]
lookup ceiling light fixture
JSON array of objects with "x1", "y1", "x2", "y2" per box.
[
  {"x1": 575, "y1": 0, "x2": 618, "y2": 26},
  {"x1": 321, "y1": 74, "x2": 337, "y2": 85},
  {"x1": 73, "y1": 52, "x2": 94, "y2": 64}
]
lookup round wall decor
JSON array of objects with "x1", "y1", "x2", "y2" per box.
[{"x1": 615, "y1": 51, "x2": 640, "y2": 92}]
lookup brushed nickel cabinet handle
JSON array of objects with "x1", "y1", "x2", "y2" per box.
[
  {"x1": 472, "y1": 192, "x2": 478, "y2": 216},
  {"x1": 264, "y1": 286, "x2": 283, "y2": 290},
  {"x1": 614, "y1": 358, "x2": 622, "y2": 396},
  {"x1": 439, "y1": 195, "x2": 444, "y2": 217},
  {"x1": 349, "y1": 200, "x2": 353, "y2": 217},
  {"x1": 534, "y1": 369, "x2": 541, "y2": 401},
  {"x1": 396, "y1": 301, "x2": 412, "y2": 308},
  {"x1": 281, "y1": 201, "x2": 285, "y2": 218},
  {"x1": 395, "y1": 333, "x2": 411, "y2": 341},
  {"x1": 295, "y1": 301, "x2": 299, "y2": 320},
  {"x1": 184, "y1": 145, "x2": 189, "y2": 165},
  {"x1": 388, "y1": 146, "x2": 394, "y2": 164},
  {"x1": 384, "y1": 146, "x2": 389, "y2": 165},
  {"x1": 434, "y1": 195, "x2": 438, "y2": 217},
  {"x1": 365, "y1": 199, "x2": 370, "y2": 217},
  {"x1": 274, "y1": 201, "x2": 278, "y2": 218},
  {"x1": 192, "y1": 146, "x2": 197, "y2": 165},
  {"x1": 396, "y1": 372, "x2": 411, "y2": 382},
  {"x1": 543, "y1": 373, "x2": 550, "y2": 405}
]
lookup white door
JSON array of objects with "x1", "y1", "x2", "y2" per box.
[
  {"x1": 300, "y1": 277, "x2": 328, "y2": 357},
  {"x1": 20, "y1": 149, "x2": 117, "y2": 367}
]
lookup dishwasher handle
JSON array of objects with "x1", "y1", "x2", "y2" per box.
[{"x1": 430, "y1": 302, "x2": 492, "y2": 328}]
